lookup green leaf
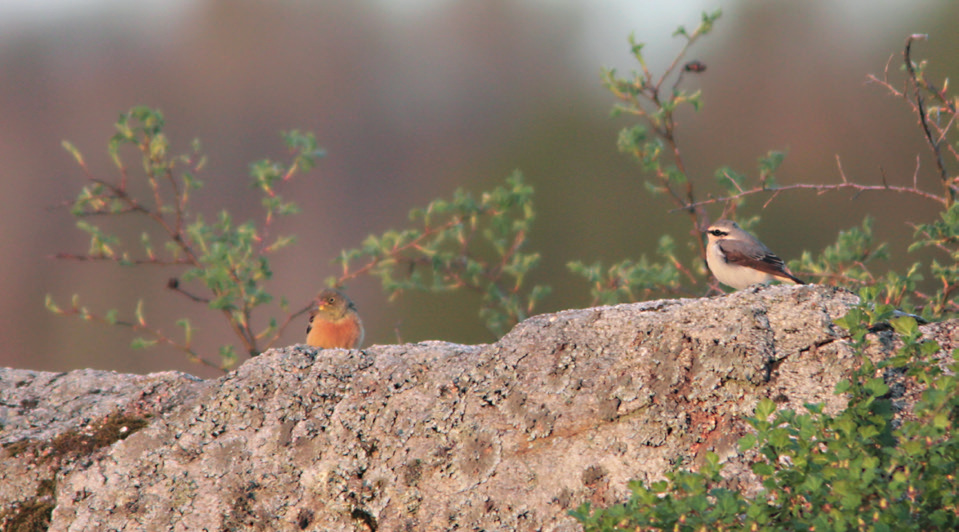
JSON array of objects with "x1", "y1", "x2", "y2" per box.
[
  {"x1": 738, "y1": 433, "x2": 757, "y2": 452},
  {"x1": 889, "y1": 316, "x2": 919, "y2": 337},
  {"x1": 758, "y1": 150, "x2": 786, "y2": 174},
  {"x1": 45, "y1": 294, "x2": 62, "y2": 314},
  {"x1": 61, "y1": 140, "x2": 84, "y2": 166},
  {"x1": 864, "y1": 378, "x2": 889, "y2": 397},
  {"x1": 131, "y1": 337, "x2": 158, "y2": 350},
  {"x1": 835, "y1": 381, "x2": 852, "y2": 394},
  {"x1": 755, "y1": 398, "x2": 777, "y2": 421},
  {"x1": 176, "y1": 318, "x2": 193, "y2": 345},
  {"x1": 933, "y1": 412, "x2": 949, "y2": 429},
  {"x1": 752, "y1": 462, "x2": 774, "y2": 476},
  {"x1": 219, "y1": 344, "x2": 238, "y2": 367},
  {"x1": 134, "y1": 299, "x2": 147, "y2": 326}
]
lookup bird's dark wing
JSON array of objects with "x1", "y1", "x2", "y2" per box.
[
  {"x1": 719, "y1": 239, "x2": 805, "y2": 284},
  {"x1": 306, "y1": 312, "x2": 315, "y2": 335}
]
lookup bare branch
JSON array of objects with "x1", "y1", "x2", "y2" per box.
[
  {"x1": 680, "y1": 180, "x2": 948, "y2": 213},
  {"x1": 51, "y1": 253, "x2": 192, "y2": 266},
  {"x1": 56, "y1": 304, "x2": 223, "y2": 371},
  {"x1": 904, "y1": 34, "x2": 952, "y2": 203}
]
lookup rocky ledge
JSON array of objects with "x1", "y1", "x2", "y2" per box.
[{"x1": 2, "y1": 285, "x2": 954, "y2": 531}]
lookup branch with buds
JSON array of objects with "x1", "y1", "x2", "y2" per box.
[{"x1": 49, "y1": 107, "x2": 322, "y2": 370}]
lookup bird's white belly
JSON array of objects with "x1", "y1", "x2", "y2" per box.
[{"x1": 707, "y1": 245, "x2": 775, "y2": 290}]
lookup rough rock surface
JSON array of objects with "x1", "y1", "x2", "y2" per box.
[{"x1": 1, "y1": 285, "x2": 954, "y2": 531}]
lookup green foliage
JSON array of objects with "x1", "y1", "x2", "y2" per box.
[
  {"x1": 333, "y1": 172, "x2": 550, "y2": 337},
  {"x1": 569, "y1": 236, "x2": 684, "y2": 305},
  {"x1": 792, "y1": 217, "x2": 897, "y2": 288},
  {"x1": 51, "y1": 108, "x2": 551, "y2": 368},
  {"x1": 715, "y1": 150, "x2": 787, "y2": 204},
  {"x1": 601, "y1": 10, "x2": 721, "y2": 206},
  {"x1": 571, "y1": 453, "x2": 744, "y2": 531},
  {"x1": 50, "y1": 107, "x2": 322, "y2": 370},
  {"x1": 790, "y1": 203, "x2": 959, "y2": 319},
  {"x1": 573, "y1": 305, "x2": 959, "y2": 531},
  {"x1": 910, "y1": 203, "x2": 959, "y2": 315},
  {"x1": 573, "y1": 10, "x2": 722, "y2": 300}
]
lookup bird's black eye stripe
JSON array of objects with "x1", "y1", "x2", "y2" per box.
[{"x1": 708, "y1": 229, "x2": 727, "y2": 236}]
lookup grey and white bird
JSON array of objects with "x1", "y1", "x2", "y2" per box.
[{"x1": 704, "y1": 219, "x2": 805, "y2": 290}]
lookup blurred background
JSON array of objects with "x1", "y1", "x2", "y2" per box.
[{"x1": 1, "y1": 0, "x2": 957, "y2": 378}]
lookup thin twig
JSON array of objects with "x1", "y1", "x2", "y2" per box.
[
  {"x1": 263, "y1": 303, "x2": 313, "y2": 348},
  {"x1": 681, "y1": 180, "x2": 948, "y2": 212},
  {"x1": 904, "y1": 34, "x2": 951, "y2": 203},
  {"x1": 51, "y1": 253, "x2": 192, "y2": 266},
  {"x1": 58, "y1": 306, "x2": 223, "y2": 371},
  {"x1": 167, "y1": 280, "x2": 210, "y2": 303}
]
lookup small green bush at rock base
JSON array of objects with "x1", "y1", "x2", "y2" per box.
[{"x1": 572, "y1": 302, "x2": 959, "y2": 531}]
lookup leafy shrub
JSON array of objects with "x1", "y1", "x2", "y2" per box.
[
  {"x1": 49, "y1": 110, "x2": 547, "y2": 368},
  {"x1": 333, "y1": 170, "x2": 549, "y2": 337},
  {"x1": 572, "y1": 301, "x2": 959, "y2": 531},
  {"x1": 48, "y1": 107, "x2": 321, "y2": 370}
]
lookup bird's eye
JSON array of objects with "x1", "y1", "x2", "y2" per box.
[
  {"x1": 709, "y1": 229, "x2": 725, "y2": 236},
  {"x1": 327, "y1": 297, "x2": 336, "y2": 304}
]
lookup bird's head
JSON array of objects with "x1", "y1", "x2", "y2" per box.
[
  {"x1": 705, "y1": 219, "x2": 743, "y2": 243},
  {"x1": 313, "y1": 288, "x2": 354, "y2": 320}
]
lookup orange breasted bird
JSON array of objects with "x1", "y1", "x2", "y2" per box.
[{"x1": 305, "y1": 288, "x2": 364, "y2": 349}]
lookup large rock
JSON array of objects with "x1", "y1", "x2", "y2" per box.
[{"x1": 1, "y1": 285, "x2": 950, "y2": 531}]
